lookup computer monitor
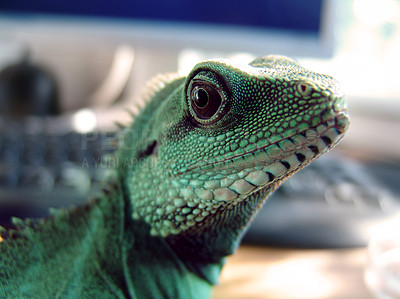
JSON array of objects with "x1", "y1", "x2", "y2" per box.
[{"x1": 0, "y1": 0, "x2": 334, "y2": 57}]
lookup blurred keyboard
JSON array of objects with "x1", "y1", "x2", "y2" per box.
[
  {"x1": 1, "y1": 122, "x2": 399, "y2": 247},
  {"x1": 0, "y1": 122, "x2": 117, "y2": 227}
]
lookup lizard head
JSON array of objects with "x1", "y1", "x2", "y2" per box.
[{"x1": 118, "y1": 55, "x2": 349, "y2": 252}]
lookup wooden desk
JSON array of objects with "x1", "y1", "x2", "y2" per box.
[{"x1": 212, "y1": 245, "x2": 373, "y2": 299}]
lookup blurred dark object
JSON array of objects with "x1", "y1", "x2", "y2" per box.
[{"x1": 0, "y1": 52, "x2": 59, "y2": 117}]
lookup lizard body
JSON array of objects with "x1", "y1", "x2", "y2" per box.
[{"x1": 0, "y1": 55, "x2": 349, "y2": 298}]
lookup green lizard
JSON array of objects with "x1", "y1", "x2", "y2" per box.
[{"x1": 0, "y1": 55, "x2": 349, "y2": 298}]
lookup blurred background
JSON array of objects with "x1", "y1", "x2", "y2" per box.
[{"x1": 0, "y1": 0, "x2": 399, "y2": 298}]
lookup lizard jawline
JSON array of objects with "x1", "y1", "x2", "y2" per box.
[{"x1": 177, "y1": 113, "x2": 349, "y2": 205}]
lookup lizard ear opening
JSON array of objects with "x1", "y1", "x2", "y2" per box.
[{"x1": 137, "y1": 140, "x2": 158, "y2": 159}]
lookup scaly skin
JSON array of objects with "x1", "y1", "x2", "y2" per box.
[{"x1": 0, "y1": 55, "x2": 349, "y2": 298}]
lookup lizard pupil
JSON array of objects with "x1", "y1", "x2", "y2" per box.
[
  {"x1": 190, "y1": 83, "x2": 223, "y2": 120},
  {"x1": 193, "y1": 87, "x2": 209, "y2": 108}
]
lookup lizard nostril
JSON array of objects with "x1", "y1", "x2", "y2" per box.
[{"x1": 296, "y1": 82, "x2": 313, "y2": 97}]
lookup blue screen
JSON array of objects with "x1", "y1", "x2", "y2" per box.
[{"x1": 0, "y1": 0, "x2": 322, "y2": 34}]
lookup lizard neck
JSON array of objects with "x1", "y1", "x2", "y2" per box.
[{"x1": 121, "y1": 177, "x2": 225, "y2": 289}]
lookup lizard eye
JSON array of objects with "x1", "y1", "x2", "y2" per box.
[{"x1": 190, "y1": 81, "x2": 223, "y2": 121}]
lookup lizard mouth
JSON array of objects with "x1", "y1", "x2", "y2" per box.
[{"x1": 177, "y1": 111, "x2": 349, "y2": 204}]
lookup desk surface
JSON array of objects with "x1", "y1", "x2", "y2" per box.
[{"x1": 212, "y1": 245, "x2": 373, "y2": 299}]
